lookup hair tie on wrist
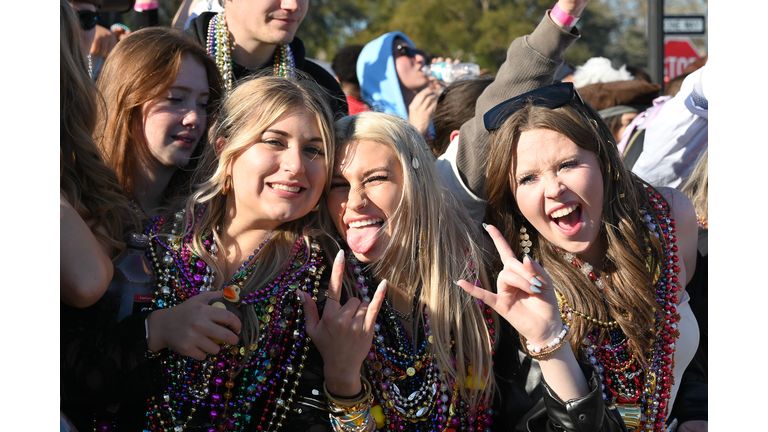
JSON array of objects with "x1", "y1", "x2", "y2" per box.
[
  {"x1": 110, "y1": 23, "x2": 131, "y2": 32},
  {"x1": 551, "y1": 3, "x2": 580, "y2": 27}
]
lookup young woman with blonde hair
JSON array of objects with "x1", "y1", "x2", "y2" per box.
[
  {"x1": 62, "y1": 75, "x2": 366, "y2": 432},
  {"x1": 95, "y1": 26, "x2": 224, "y2": 220}
]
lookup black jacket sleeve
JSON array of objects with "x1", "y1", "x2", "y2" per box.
[{"x1": 491, "y1": 322, "x2": 626, "y2": 432}]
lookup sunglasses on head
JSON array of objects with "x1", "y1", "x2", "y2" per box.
[
  {"x1": 483, "y1": 82, "x2": 586, "y2": 131},
  {"x1": 78, "y1": 10, "x2": 102, "y2": 31},
  {"x1": 395, "y1": 44, "x2": 423, "y2": 59}
]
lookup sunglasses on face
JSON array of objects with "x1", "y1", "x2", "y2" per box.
[
  {"x1": 483, "y1": 82, "x2": 586, "y2": 131},
  {"x1": 78, "y1": 10, "x2": 102, "y2": 31},
  {"x1": 395, "y1": 44, "x2": 424, "y2": 59}
]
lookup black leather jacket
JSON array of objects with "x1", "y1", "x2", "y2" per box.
[{"x1": 491, "y1": 321, "x2": 626, "y2": 432}]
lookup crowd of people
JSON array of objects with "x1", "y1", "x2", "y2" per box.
[{"x1": 60, "y1": 0, "x2": 708, "y2": 431}]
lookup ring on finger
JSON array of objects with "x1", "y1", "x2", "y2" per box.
[{"x1": 324, "y1": 291, "x2": 341, "y2": 302}]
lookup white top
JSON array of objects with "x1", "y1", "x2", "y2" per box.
[
  {"x1": 434, "y1": 135, "x2": 487, "y2": 227},
  {"x1": 668, "y1": 290, "x2": 700, "y2": 413},
  {"x1": 631, "y1": 66, "x2": 708, "y2": 188}
]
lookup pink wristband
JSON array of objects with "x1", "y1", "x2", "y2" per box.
[
  {"x1": 134, "y1": 0, "x2": 159, "y2": 11},
  {"x1": 551, "y1": 3, "x2": 579, "y2": 27}
]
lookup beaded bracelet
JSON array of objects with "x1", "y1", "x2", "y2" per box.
[
  {"x1": 526, "y1": 324, "x2": 570, "y2": 360},
  {"x1": 326, "y1": 377, "x2": 376, "y2": 431},
  {"x1": 325, "y1": 376, "x2": 373, "y2": 408}
]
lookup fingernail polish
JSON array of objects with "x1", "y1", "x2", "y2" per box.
[
  {"x1": 297, "y1": 291, "x2": 305, "y2": 303},
  {"x1": 453, "y1": 280, "x2": 460, "y2": 286},
  {"x1": 482, "y1": 223, "x2": 489, "y2": 230},
  {"x1": 524, "y1": 254, "x2": 532, "y2": 263},
  {"x1": 335, "y1": 249, "x2": 345, "y2": 264},
  {"x1": 377, "y1": 279, "x2": 387, "y2": 292},
  {"x1": 530, "y1": 285, "x2": 542, "y2": 294},
  {"x1": 531, "y1": 276, "x2": 543, "y2": 288}
]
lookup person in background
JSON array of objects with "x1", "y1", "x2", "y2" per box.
[
  {"x1": 629, "y1": 65, "x2": 708, "y2": 188},
  {"x1": 332, "y1": 44, "x2": 371, "y2": 115},
  {"x1": 60, "y1": 0, "x2": 139, "y2": 307},
  {"x1": 95, "y1": 27, "x2": 224, "y2": 221},
  {"x1": 185, "y1": 0, "x2": 347, "y2": 116},
  {"x1": 679, "y1": 149, "x2": 707, "y2": 375},
  {"x1": 429, "y1": 74, "x2": 494, "y2": 157},
  {"x1": 357, "y1": 31, "x2": 441, "y2": 136},
  {"x1": 578, "y1": 79, "x2": 661, "y2": 142}
]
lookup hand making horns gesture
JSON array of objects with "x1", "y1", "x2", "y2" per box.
[
  {"x1": 456, "y1": 224, "x2": 564, "y2": 348},
  {"x1": 300, "y1": 249, "x2": 387, "y2": 397}
]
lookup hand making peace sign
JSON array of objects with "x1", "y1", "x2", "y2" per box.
[
  {"x1": 300, "y1": 249, "x2": 387, "y2": 397},
  {"x1": 456, "y1": 224, "x2": 564, "y2": 348}
]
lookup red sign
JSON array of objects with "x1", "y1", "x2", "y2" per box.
[{"x1": 664, "y1": 38, "x2": 700, "y2": 82}]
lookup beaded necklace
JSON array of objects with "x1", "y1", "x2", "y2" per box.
[
  {"x1": 557, "y1": 187, "x2": 681, "y2": 432},
  {"x1": 143, "y1": 208, "x2": 326, "y2": 432},
  {"x1": 696, "y1": 214, "x2": 708, "y2": 229},
  {"x1": 349, "y1": 259, "x2": 495, "y2": 431},
  {"x1": 206, "y1": 11, "x2": 296, "y2": 93}
]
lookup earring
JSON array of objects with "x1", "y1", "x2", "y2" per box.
[
  {"x1": 519, "y1": 225, "x2": 532, "y2": 255},
  {"x1": 311, "y1": 203, "x2": 320, "y2": 212},
  {"x1": 361, "y1": 198, "x2": 368, "y2": 208},
  {"x1": 222, "y1": 175, "x2": 232, "y2": 195}
]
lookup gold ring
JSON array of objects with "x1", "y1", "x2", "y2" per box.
[{"x1": 324, "y1": 291, "x2": 341, "y2": 302}]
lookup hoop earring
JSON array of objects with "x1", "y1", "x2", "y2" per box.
[
  {"x1": 519, "y1": 224, "x2": 532, "y2": 255},
  {"x1": 222, "y1": 175, "x2": 232, "y2": 195}
]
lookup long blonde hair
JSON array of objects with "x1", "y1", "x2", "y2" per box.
[
  {"x1": 59, "y1": 0, "x2": 138, "y2": 255},
  {"x1": 485, "y1": 98, "x2": 670, "y2": 365},
  {"x1": 160, "y1": 76, "x2": 338, "y2": 355},
  {"x1": 333, "y1": 112, "x2": 498, "y2": 406}
]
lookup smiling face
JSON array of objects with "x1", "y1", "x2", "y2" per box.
[
  {"x1": 326, "y1": 139, "x2": 403, "y2": 263},
  {"x1": 227, "y1": 0, "x2": 308, "y2": 46},
  {"x1": 226, "y1": 109, "x2": 327, "y2": 229},
  {"x1": 393, "y1": 38, "x2": 429, "y2": 95},
  {"x1": 511, "y1": 128, "x2": 606, "y2": 264},
  {"x1": 138, "y1": 54, "x2": 209, "y2": 171}
]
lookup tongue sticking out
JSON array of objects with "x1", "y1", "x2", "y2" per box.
[
  {"x1": 346, "y1": 225, "x2": 381, "y2": 254},
  {"x1": 554, "y1": 206, "x2": 581, "y2": 230}
]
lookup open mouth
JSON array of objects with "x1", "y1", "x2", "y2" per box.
[
  {"x1": 347, "y1": 218, "x2": 383, "y2": 229},
  {"x1": 268, "y1": 183, "x2": 303, "y2": 193},
  {"x1": 549, "y1": 204, "x2": 582, "y2": 231},
  {"x1": 346, "y1": 218, "x2": 384, "y2": 255}
]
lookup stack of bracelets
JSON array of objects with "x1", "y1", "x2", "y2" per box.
[{"x1": 325, "y1": 377, "x2": 377, "y2": 432}]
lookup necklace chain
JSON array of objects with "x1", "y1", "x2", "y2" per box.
[
  {"x1": 556, "y1": 188, "x2": 681, "y2": 431},
  {"x1": 207, "y1": 11, "x2": 296, "y2": 93}
]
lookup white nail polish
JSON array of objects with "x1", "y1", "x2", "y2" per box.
[
  {"x1": 377, "y1": 279, "x2": 387, "y2": 292},
  {"x1": 335, "y1": 249, "x2": 345, "y2": 264}
]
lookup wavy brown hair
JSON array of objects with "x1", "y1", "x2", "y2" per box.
[
  {"x1": 484, "y1": 97, "x2": 671, "y2": 365},
  {"x1": 60, "y1": 0, "x2": 138, "y2": 255},
  {"x1": 95, "y1": 27, "x2": 224, "y2": 211},
  {"x1": 333, "y1": 112, "x2": 498, "y2": 407}
]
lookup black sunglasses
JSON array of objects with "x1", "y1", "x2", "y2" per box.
[
  {"x1": 78, "y1": 10, "x2": 102, "y2": 31},
  {"x1": 483, "y1": 82, "x2": 586, "y2": 131},
  {"x1": 395, "y1": 44, "x2": 419, "y2": 59}
]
